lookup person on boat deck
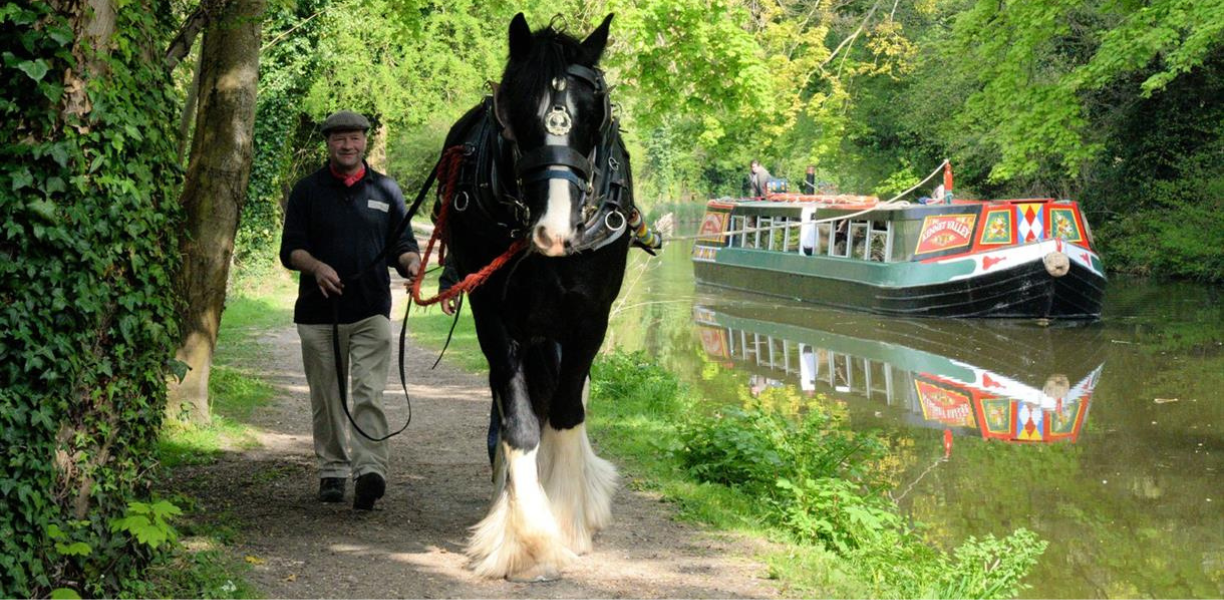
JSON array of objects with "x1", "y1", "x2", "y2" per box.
[
  {"x1": 749, "y1": 160, "x2": 771, "y2": 198},
  {"x1": 800, "y1": 214, "x2": 817, "y2": 256}
]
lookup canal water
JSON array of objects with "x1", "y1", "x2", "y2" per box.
[{"x1": 604, "y1": 239, "x2": 1223, "y2": 599}]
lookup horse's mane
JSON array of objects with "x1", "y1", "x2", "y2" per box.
[{"x1": 500, "y1": 27, "x2": 595, "y2": 122}]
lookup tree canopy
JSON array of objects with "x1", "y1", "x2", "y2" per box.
[{"x1": 233, "y1": 0, "x2": 1222, "y2": 279}]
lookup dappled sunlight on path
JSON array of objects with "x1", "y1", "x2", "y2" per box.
[{"x1": 162, "y1": 279, "x2": 780, "y2": 599}]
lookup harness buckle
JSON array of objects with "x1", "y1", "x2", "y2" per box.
[
  {"x1": 453, "y1": 191, "x2": 470, "y2": 212},
  {"x1": 604, "y1": 210, "x2": 626, "y2": 232}
]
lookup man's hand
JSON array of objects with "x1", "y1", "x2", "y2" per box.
[
  {"x1": 313, "y1": 262, "x2": 343, "y2": 298},
  {"x1": 440, "y1": 296, "x2": 458, "y2": 316},
  {"x1": 399, "y1": 251, "x2": 422, "y2": 282}
]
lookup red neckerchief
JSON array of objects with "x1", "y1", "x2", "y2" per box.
[{"x1": 330, "y1": 163, "x2": 366, "y2": 187}]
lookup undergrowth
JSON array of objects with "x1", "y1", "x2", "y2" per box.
[
  {"x1": 589, "y1": 350, "x2": 1046, "y2": 598},
  {"x1": 145, "y1": 282, "x2": 289, "y2": 598}
]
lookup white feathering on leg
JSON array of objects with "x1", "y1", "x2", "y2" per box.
[
  {"x1": 537, "y1": 379, "x2": 618, "y2": 555},
  {"x1": 467, "y1": 444, "x2": 575, "y2": 581}
]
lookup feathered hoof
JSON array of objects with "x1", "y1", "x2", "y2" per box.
[
  {"x1": 507, "y1": 562, "x2": 563, "y2": 583},
  {"x1": 466, "y1": 496, "x2": 576, "y2": 581},
  {"x1": 467, "y1": 535, "x2": 575, "y2": 582}
]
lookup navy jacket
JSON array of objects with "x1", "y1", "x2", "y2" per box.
[{"x1": 280, "y1": 163, "x2": 419, "y2": 325}]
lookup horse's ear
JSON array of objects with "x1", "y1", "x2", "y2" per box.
[
  {"x1": 489, "y1": 81, "x2": 515, "y2": 141},
  {"x1": 580, "y1": 13, "x2": 613, "y2": 64},
  {"x1": 509, "y1": 13, "x2": 532, "y2": 62}
]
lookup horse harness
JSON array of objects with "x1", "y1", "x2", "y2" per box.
[
  {"x1": 333, "y1": 65, "x2": 657, "y2": 443},
  {"x1": 447, "y1": 64, "x2": 635, "y2": 253}
]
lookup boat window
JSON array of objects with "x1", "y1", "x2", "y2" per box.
[
  {"x1": 784, "y1": 217, "x2": 800, "y2": 253},
  {"x1": 771, "y1": 217, "x2": 793, "y2": 252},
  {"x1": 890, "y1": 220, "x2": 923, "y2": 262},
  {"x1": 730, "y1": 216, "x2": 748, "y2": 248},
  {"x1": 829, "y1": 220, "x2": 851, "y2": 258},
  {"x1": 863, "y1": 220, "x2": 891, "y2": 262},
  {"x1": 849, "y1": 221, "x2": 870, "y2": 259}
]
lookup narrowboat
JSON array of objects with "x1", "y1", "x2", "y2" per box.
[
  {"x1": 691, "y1": 178, "x2": 1106, "y2": 318},
  {"x1": 692, "y1": 295, "x2": 1105, "y2": 444}
]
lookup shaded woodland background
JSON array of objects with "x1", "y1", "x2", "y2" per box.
[
  {"x1": 235, "y1": 0, "x2": 1223, "y2": 281},
  {"x1": 1, "y1": 0, "x2": 1220, "y2": 596}
]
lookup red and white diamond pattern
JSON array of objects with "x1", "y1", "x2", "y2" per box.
[{"x1": 1017, "y1": 204, "x2": 1044, "y2": 243}]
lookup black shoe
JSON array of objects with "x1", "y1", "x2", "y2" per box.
[
  {"x1": 353, "y1": 473, "x2": 385, "y2": 511},
  {"x1": 318, "y1": 477, "x2": 345, "y2": 503}
]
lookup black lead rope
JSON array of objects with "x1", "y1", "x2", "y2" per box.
[
  {"x1": 431, "y1": 295, "x2": 464, "y2": 370},
  {"x1": 330, "y1": 152, "x2": 447, "y2": 442}
]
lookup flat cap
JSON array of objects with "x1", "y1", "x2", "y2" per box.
[{"x1": 320, "y1": 110, "x2": 370, "y2": 135}]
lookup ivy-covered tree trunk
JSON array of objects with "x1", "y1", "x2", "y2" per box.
[
  {"x1": 169, "y1": 0, "x2": 265, "y2": 423},
  {"x1": 0, "y1": 0, "x2": 182, "y2": 596}
]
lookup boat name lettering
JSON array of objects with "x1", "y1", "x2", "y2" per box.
[{"x1": 915, "y1": 214, "x2": 977, "y2": 255}]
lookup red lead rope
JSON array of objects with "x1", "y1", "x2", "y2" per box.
[{"x1": 411, "y1": 146, "x2": 528, "y2": 306}]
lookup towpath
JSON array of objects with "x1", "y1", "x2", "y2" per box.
[{"x1": 166, "y1": 282, "x2": 780, "y2": 598}]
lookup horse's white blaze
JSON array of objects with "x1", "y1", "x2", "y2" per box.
[
  {"x1": 534, "y1": 94, "x2": 578, "y2": 257},
  {"x1": 467, "y1": 443, "x2": 574, "y2": 580},
  {"x1": 538, "y1": 422, "x2": 618, "y2": 555},
  {"x1": 534, "y1": 178, "x2": 573, "y2": 256}
]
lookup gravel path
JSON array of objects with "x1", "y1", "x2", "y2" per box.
[{"x1": 166, "y1": 287, "x2": 780, "y2": 598}]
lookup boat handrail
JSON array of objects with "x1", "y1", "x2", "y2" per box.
[
  {"x1": 673, "y1": 199, "x2": 910, "y2": 241},
  {"x1": 675, "y1": 160, "x2": 953, "y2": 242}
]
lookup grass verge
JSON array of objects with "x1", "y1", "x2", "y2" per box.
[
  {"x1": 149, "y1": 270, "x2": 297, "y2": 598},
  {"x1": 400, "y1": 280, "x2": 488, "y2": 373},
  {"x1": 588, "y1": 352, "x2": 1045, "y2": 598},
  {"x1": 409, "y1": 306, "x2": 1045, "y2": 598}
]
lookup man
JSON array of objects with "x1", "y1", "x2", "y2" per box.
[
  {"x1": 279, "y1": 110, "x2": 422, "y2": 510},
  {"x1": 749, "y1": 160, "x2": 772, "y2": 198}
]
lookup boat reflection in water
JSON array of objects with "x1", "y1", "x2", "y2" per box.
[{"x1": 692, "y1": 293, "x2": 1106, "y2": 445}]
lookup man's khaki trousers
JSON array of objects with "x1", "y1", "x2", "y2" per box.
[{"x1": 297, "y1": 314, "x2": 390, "y2": 480}]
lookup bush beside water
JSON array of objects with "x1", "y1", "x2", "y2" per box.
[{"x1": 590, "y1": 351, "x2": 1046, "y2": 598}]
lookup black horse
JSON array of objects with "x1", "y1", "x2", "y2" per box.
[{"x1": 433, "y1": 13, "x2": 635, "y2": 581}]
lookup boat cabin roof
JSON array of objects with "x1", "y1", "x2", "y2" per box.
[{"x1": 720, "y1": 197, "x2": 1064, "y2": 221}]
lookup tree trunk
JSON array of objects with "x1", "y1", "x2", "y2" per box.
[
  {"x1": 367, "y1": 121, "x2": 389, "y2": 171},
  {"x1": 178, "y1": 44, "x2": 203, "y2": 164},
  {"x1": 168, "y1": 0, "x2": 265, "y2": 423}
]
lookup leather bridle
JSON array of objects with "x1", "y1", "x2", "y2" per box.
[{"x1": 501, "y1": 63, "x2": 629, "y2": 253}]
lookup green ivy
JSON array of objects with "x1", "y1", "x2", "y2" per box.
[{"x1": 0, "y1": 1, "x2": 183, "y2": 596}]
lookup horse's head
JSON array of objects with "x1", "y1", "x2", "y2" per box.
[{"x1": 495, "y1": 13, "x2": 615, "y2": 257}]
